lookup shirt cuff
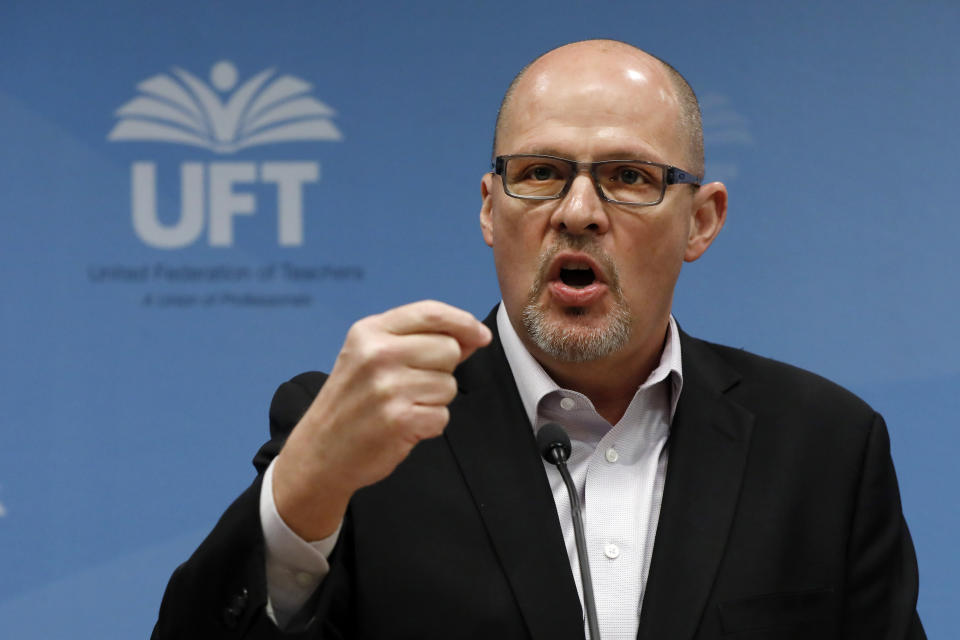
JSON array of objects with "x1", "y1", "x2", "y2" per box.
[{"x1": 260, "y1": 458, "x2": 341, "y2": 627}]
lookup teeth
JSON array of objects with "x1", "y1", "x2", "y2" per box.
[{"x1": 562, "y1": 262, "x2": 592, "y2": 270}]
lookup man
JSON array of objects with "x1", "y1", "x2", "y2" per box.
[{"x1": 154, "y1": 40, "x2": 924, "y2": 639}]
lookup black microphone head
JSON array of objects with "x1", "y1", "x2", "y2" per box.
[{"x1": 536, "y1": 422, "x2": 571, "y2": 464}]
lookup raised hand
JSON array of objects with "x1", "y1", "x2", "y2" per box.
[{"x1": 271, "y1": 300, "x2": 492, "y2": 541}]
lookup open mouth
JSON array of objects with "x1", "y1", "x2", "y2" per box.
[
  {"x1": 544, "y1": 252, "x2": 609, "y2": 306},
  {"x1": 559, "y1": 263, "x2": 597, "y2": 289}
]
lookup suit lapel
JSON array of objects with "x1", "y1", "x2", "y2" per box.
[
  {"x1": 444, "y1": 311, "x2": 586, "y2": 640},
  {"x1": 636, "y1": 332, "x2": 755, "y2": 640},
  {"x1": 443, "y1": 313, "x2": 754, "y2": 640}
]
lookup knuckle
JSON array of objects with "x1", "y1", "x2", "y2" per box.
[
  {"x1": 348, "y1": 314, "x2": 377, "y2": 338},
  {"x1": 418, "y1": 302, "x2": 445, "y2": 326},
  {"x1": 343, "y1": 322, "x2": 377, "y2": 358},
  {"x1": 378, "y1": 410, "x2": 404, "y2": 440},
  {"x1": 369, "y1": 371, "x2": 395, "y2": 401},
  {"x1": 356, "y1": 336, "x2": 398, "y2": 369},
  {"x1": 442, "y1": 334, "x2": 462, "y2": 357},
  {"x1": 418, "y1": 299, "x2": 444, "y2": 312},
  {"x1": 423, "y1": 406, "x2": 450, "y2": 436},
  {"x1": 384, "y1": 399, "x2": 415, "y2": 430},
  {"x1": 440, "y1": 375, "x2": 458, "y2": 403},
  {"x1": 364, "y1": 341, "x2": 389, "y2": 366},
  {"x1": 432, "y1": 335, "x2": 461, "y2": 370}
]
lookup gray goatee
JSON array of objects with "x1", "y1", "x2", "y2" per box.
[{"x1": 521, "y1": 236, "x2": 632, "y2": 362}]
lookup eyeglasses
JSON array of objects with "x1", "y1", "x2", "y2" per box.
[{"x1": 493, "y1": 154, "x2": 701, "y2": 206}]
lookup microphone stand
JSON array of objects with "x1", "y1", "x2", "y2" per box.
[{"x1": 539, "y1": 423, "x2": 602, "y2": 640}]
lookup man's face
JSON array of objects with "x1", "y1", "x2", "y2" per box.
[{"x1": 481, "y1": 43, "x2": 715, "y2": 367}]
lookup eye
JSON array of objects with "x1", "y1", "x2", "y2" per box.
[
  {"x1": 616, "y1": 167, "x2": 647, "y2": 184},
  {"x1": 527, "y1": 165, "x2": 557, "y2": 181}
]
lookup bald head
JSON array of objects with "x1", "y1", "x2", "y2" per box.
[{"x1": 493, "y1": 40, "x2": 704, "y2": 178}]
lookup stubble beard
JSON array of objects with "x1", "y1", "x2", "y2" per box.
[{"x1": 520, "y1": 237, "x2": 633, "y2": 363}]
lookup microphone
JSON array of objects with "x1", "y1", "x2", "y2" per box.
[{"x1": 536, "y1": 423, "x2": 601, "y2": 640}]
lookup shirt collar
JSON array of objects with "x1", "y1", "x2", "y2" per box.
[{"x1": 496, "y1": 303, "x2": 684, "y2": 428}]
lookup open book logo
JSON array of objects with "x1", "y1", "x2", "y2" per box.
[{"x1": 108, "y1": 61, "x2": 342, "y2": 153}]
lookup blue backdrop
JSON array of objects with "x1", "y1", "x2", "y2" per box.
[{"x1": 1, "y1": 1, "x2": 956, "y2": 637}]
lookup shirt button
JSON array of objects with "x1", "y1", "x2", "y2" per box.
[
  {"x1": 605, "y1": 448, "x2": 619, "y2": 463},
  {"x1": 294, "y1": 571, "x2": 315, "y2": 588},
  {"x1": 560, "y1": 397, "x2": 576, "y2": 410},
  {"x1": 604, "y1": 543, "x2": 620, "y2": 559}
]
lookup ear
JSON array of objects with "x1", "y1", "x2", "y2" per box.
[
  {"x1": 684, "y1": 181, "x2": 728, "y2": 262},
  {"x1": 480, "y1": 172, "x2": 495, "y2": 247}
]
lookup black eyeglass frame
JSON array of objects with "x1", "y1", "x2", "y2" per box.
[{"x1": 492, "y1": 154, "x2": 701, "y2": 206}]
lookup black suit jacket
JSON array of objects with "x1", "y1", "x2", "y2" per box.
[{"x1": 154, "y1": 311, "x2": 924, "y2": 639}]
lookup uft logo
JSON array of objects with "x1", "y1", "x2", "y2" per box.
[{"x1": 108, "y1": 61, "x2": 342, "y2": 248}]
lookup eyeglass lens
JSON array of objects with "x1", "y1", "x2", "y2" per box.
[{"x1": 502, "y1": 156, "x2": 665, "y2": 204}]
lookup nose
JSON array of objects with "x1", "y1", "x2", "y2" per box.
[{"x1": 549, "y1": 172, "x2": 611, "y2": 236}]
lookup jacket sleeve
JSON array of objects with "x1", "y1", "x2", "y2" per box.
[
  {"x1": 151, "y1": 373, "x2": 349, "y2": 639},
  {"x1": 841, "y1": 413, "x2": 925, "y2": 639}
]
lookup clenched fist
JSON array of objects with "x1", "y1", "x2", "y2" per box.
[{"x1": 272, "y1": 301, "x2": 492, "y2": 541}]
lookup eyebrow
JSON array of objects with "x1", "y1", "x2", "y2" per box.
[{"x1": 513, "y1": 146, "x2": 667, "y2": 164}]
